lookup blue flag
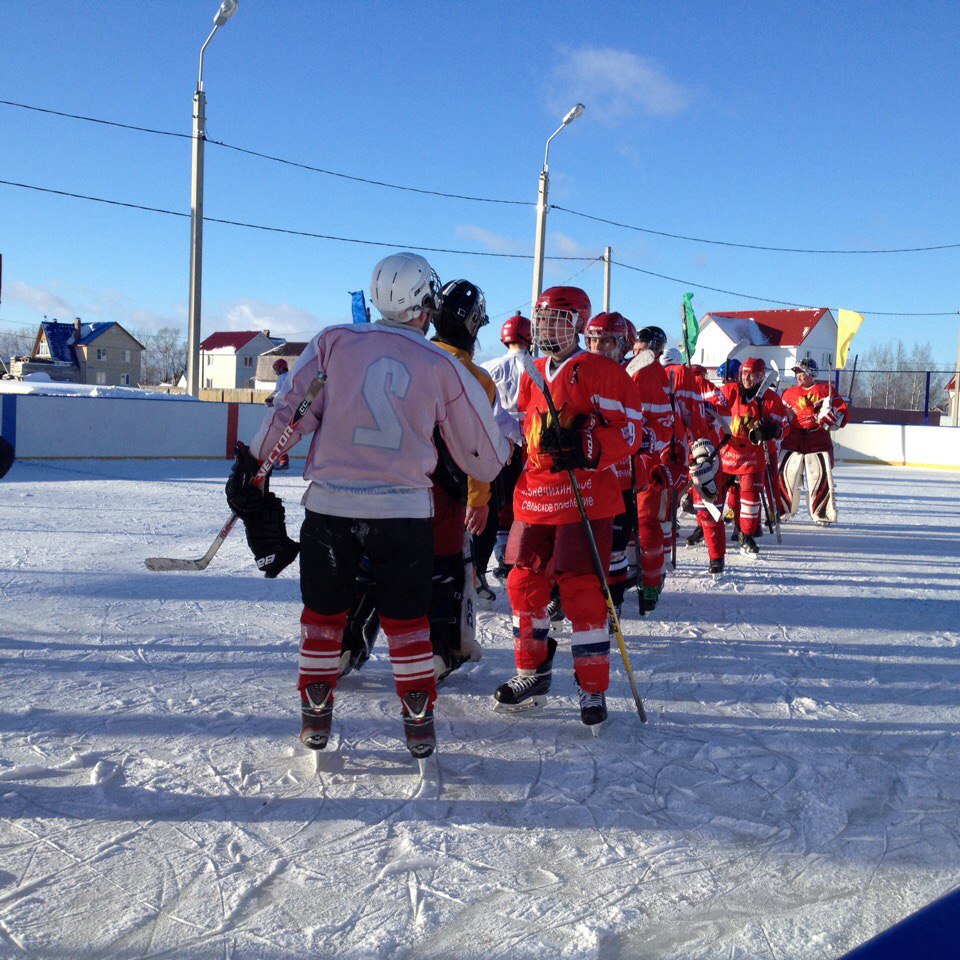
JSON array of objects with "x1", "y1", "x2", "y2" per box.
[{"x1": 351, "y1": 290, "x2": 369, "y2": 324}]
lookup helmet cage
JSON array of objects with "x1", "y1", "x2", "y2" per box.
[{"x1": 532, "y1": 306, "x2": 581, "y2": 356}]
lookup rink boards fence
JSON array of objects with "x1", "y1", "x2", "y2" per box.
[{"x1": 2, "y1": 393, "x2": 960, "y2": 469}]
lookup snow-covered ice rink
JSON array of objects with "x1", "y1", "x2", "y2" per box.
[{"x1": 1, "y1": 460, "x2": 958, "y2": 959}]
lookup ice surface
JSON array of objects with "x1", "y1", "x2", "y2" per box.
[{"x1": 0, "y1": 460, "x2": 958, "y2": 958}]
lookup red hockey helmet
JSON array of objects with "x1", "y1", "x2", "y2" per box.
[
  {"x1": 500, "y1": 312, "x2": 531, "y2": 347},
  {"x1": 532, "y1": 286, "x2": 592, "y2": 356},
  {"x1": 272, "y1": 358, "x2": 289, "y2": 374},
  {"x1": 741, "y1": 357, "x2": 766, "y2": 376},
  {"x1": 585, "y1": 312, "x2": 630, "y2": 361},
  {"x1": 690, "y1": 363, "x2": 707, "y2": 379}
]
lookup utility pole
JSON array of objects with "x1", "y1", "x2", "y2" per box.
[{"x1": 603, "y1": 246, "x2": 612, "y2": 311}]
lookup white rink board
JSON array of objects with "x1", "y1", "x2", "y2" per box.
[{"x1": 834, "y1": 422, "x2": 960, "y2": 468}]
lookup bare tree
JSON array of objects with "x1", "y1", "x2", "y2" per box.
[
  {"x1": 134, "y1": 327, "x2": 187, "y2": 385},
  {"x1": 0, "y1": 325, "x2": 37, "y2": 362}
]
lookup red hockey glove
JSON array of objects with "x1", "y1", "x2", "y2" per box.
[
  {"x1": 747, "y1": 419, "x2": 781, "y2": 445},
  {"x1": 540, "y1": 413, "x2": 601, "y2": 473}
]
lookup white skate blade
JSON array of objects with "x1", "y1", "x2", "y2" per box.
[
  {"x1": 589, "y1": 723, "x2": 604, "y2": 737},
  {"x1": 493, "y1": 694, "x2": 549, "y2": 714},
  {"x1": 739, "y1": 547, "x2": 761, "y2": 560}
]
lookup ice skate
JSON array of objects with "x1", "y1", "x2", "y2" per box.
[
  {"x1": 578, "y1": 687, "x2": 608, "y2": 732},
  {"x1": 475, "y1": 573, "x2": 496, "y2": 602},
  {"x1": 708, "y1": 556, "x2": 725, "y2": 578},
  {"x1": 686, "y1": 526, "x2": 705, "y2": 547},
  {"x1": 739, "y1": 533, "x2": 760, "y2": 558},
  {"x1": 494, "y1": 639, "x2": 555, "y2": 712},
  {"x1": 547, "y1": 591, "x2": 565, "y2": 623},
  {"x1": 641, "y1": 584, "x2": 659, "y2": 613},
  {"x1": 401, "y1": 690, "x2": 436, "y2": 760},
  {"x1": 300, "y1": 682, "x2": 334, "y2": 750}
]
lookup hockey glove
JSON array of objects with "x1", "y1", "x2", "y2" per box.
[
  {"x1": 818, "y1": 409, "x2": 840, "y2": 429},
  {"x1": 747, "y1": 419, "x2": 780, "y2": 445},
  {"x1": 226, "y1": 442, "x2": 268, "y2": 519},
  {"x1": 240, "y1": 489, "x2": 300, "y2": 578},
  {"x1": 539, "y1": 413, "x2": 601, "y2": 473}
]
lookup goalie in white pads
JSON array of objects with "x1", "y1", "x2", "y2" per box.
[{"x1": 778, "y1": 358, "x2": 849, "y2": 525}]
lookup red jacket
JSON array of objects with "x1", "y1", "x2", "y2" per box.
[
  {"x1": 514, "y1": 351, "x2": 645, "y2": 525},
  {"x1": 715, "y1": 382, "x2": 789, "y2": 475}
]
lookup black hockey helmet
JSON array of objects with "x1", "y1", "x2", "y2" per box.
[
  {"x1": 635, "y1": 325, "x2": 667, "y2": 352},
  {"x1": 434, "y1": 280, "x2": 488, "y2": 351}
]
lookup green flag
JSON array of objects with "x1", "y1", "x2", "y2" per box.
[{"x1": 680, "y1": 292, "x2": 699, "y2": 363}]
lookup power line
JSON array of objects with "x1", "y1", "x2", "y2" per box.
[
  {"x1": 0, "y1": 98, "x2": 529, "y2": 207},
  {"x1": 0, "y1": 178, "x2": 587, "y2": 261},
  {"x1": 554, "y1": 206, "x2": 960, "y2": 255},
  {"x1": 610, "y1": 258, "x2": 958, "y2": 318},
  {"x1": 2, "y1": 176, "x2": 954, "y2": 318},
  {"x1": 6, "y1": 98, "x2": 959, "y2": 254},
  {"x1": 489, "y1": 257, "x2": 603, "y2": 320}
]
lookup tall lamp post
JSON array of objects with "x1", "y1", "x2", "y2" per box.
[
  {"x1": 530, "y1": 103, "x2": 585, "y2": 314},
  {"x1": 186, "y1": 0, "x2": 239, "y2": 397}
]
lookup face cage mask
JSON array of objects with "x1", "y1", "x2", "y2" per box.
[
  {"x1": 585, "y1": 333, "x2": 625, "y2": 361},
  {"x1": 414, "y1": 270, "x2": 444, "y2": 321},
  {"x1": 464, "y1": 292, "x2": 489, "y2": 339},
  {"x1": 532, "y1": 307, "x2": 580, "y2": 356}
]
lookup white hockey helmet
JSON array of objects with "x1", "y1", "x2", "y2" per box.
[
  {"x1": 660, "y1": 347, "x2": 684, "y2": 366},
  {"x1": 370, "y1": 252, "x2": 443, "y2": 324}
]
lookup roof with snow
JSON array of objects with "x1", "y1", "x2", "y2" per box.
[
  {"x1": 199, "y1": 331, "x2": 275, "y2": 352},
  {"x1": 38, "y1": 321, "x2": 79, "y2": 365},
  {"x1": 703, "y1": 308, "x2": 832, "y2": 347}
]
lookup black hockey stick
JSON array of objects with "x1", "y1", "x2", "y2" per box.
[
  {"x1": 145, "y1": 372, "x2": 327, "y2": 572},
  {"x1": 521, "y1": 353, "x2": 647, "y2": 723}
]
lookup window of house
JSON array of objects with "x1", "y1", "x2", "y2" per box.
[
  {"x1": 822, "y1": 352, "x2": 833, "y2": 369},
  {"x1": 120, "y1": 374, "x2": 131, "y2": 386},
  {"x1": 37, "y1": 339, "x2": 50, "y2": 358},
  {"x1": 205, "y1": 378, "x2": 212, "y2": 389},
  {"x1": 121, "y1": 349, "x2": 131, "y2": 363},
  {"x1": 95, "y1": 371, "x2": 107, "y2": 385},
  {"x1": 243, "y1": 356, "x2": 253, "y2": 367},
  {"x1": 96, "y1": 348, "x2": 107, "y2": 361}
]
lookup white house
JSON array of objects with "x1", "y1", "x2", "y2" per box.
[
  {"x1": 198, "y1": 331, "x2": 282, "y2": 390},
  {"x1": 692, "y1": 308, "x2": 839, "y2": 379}
]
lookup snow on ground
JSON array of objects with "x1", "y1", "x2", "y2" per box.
[
  {"x1": 0, "y1": 460, "x2": 958, "y2": 959},
  {"x1": 0, "y1": 379, "x2": 197, "y2": 400}
]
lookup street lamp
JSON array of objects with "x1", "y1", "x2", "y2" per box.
[
  {"x1": 530, "y1": 103, "x2": 585, "y2": 313},
  {"x1": 186, "y1": 0, "x2": 239, "y2": 397}
]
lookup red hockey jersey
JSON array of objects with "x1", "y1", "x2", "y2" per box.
[
  {"x1": 514, "y1": 350, "x2": 644, "y2": 524},
  {"x1": 781, "y1": 382, "x2": 848, "y2": 454},
  {"x1": 715, "y1": 381, "x2": 789, "y2": 475}
]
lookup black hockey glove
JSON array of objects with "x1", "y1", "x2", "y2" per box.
[
  {"x1": 539, "y1": 413, "x2": 601, "y2": 473},
  {"x1": 240, "y1": 489, "x2": 300, "y2": 578},
  {"x1": 747, "y1": 419, "x2": 780, "y2": 445},
  {"x1": 226, "y1": 442, "x2": 268, "y2": 519}
]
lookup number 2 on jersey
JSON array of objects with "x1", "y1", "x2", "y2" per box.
[{"x1": 353, "y1": 357, "x2": 411, "y2": 450}]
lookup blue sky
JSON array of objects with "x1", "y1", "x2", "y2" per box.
[{"x1": 1, "y1": 1, "x2": 958, "y2": 364}]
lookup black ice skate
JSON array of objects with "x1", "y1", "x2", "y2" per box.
[
  {"x1": 494, "y1": 638, "x2": 556, "y2": 712},
  {"x1": 708, "y1": 556, "x2": 725, "y2": 577},
  {"x1": 401, "y1": 690, "x2": 436, "y2": 759},
  {"x1": 300, "y1": 682, "x2": 334, "y2": 750},
  {"x1": 739, "y1": 533, "x2": 760, "y2": 557},
  {"x1": 475, "y1": 573, "x2": 496, "y2": 602},
  {"x1": 547, "y1": 591, "x2": 565, "y2": 623},
  {"x1": 686, "y1": 526, "x2": 705, "y2": 547},
  {"x1": 578, "y1": 687, "x2": 608, "y2": 734}
]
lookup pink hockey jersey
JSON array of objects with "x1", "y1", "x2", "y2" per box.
[{"x1": 250, "y1": 322, "x2": 511, "y2": 520}]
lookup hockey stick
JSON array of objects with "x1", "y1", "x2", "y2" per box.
[
  {"x1": 521, "y1": 353, "x2": 647, "y2": 723},
  {"x1": 145, "y1": 372, "x2": 327, "y2": 572},
  {"x1": 667, "y1": 370, "x2": 679, "y2": 571},
  {"x1": 628, "y1": 455, "x2": 645, "y2": 617}
]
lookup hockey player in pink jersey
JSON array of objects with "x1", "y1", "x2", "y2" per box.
[{"x1": 226, "y1": 253, "x2": 510, "y2": 762}]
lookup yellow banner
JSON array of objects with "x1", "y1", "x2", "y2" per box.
[{"x1": 836, "y1": 309, "x2": 864, "y2": 369}]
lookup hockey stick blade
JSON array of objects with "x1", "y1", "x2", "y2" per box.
[{"x1": 144, "y1": 372, "x2": 326, "y2": 573}]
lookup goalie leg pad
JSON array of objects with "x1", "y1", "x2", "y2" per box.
[
  {"x1": 779, "y1": 451, "x2": 803, "y2": 520},
  {"x1": 429, "y1": 552, "x2": 469, "y2": 665},
  {"x1": 804, "y1": 451, "x2": 837, "y2": 523}
]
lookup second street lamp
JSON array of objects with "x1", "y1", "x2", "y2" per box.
[
  {"x1": 186, "y1": 0, "x2": 239, "y2": 397},
  {"x1": 530, "y1": 103, "x2": 585, "y2": 315}
]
